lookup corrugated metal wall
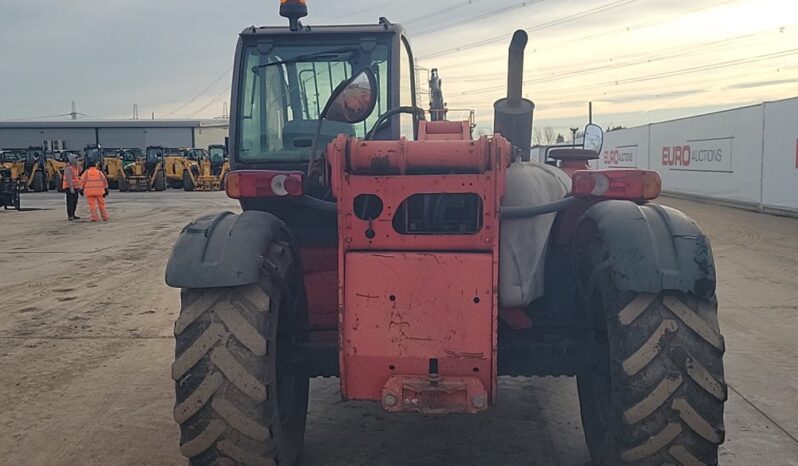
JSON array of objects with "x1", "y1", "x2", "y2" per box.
[
  {"x1": 0, "y1": 124, "x2": 224, "y2": 151},
  {"x1": 97, "y1": 128, "x2": 193, "y2": 149},
  {"x1": 0, "y1": 128, "x2": 96, "y2": 150}
]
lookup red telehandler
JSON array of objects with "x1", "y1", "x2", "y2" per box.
[{"x1": 165, "y1": 2, "x2": 726, "y2": 464}]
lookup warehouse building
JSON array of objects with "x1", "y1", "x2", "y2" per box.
[{"x1": 0, "y1": 119, "x2": 228, "y2": 151}]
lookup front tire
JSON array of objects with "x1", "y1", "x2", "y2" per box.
[
  {"x1": 577, "y1": 256, "x2": 726, "y2": 465},
  {"x1": 32, "y1": 171, "x2": 45, "y2": 192},
  {"x1": 183, "y1": 171, "x2": 195, "y2": 191},
  {"x1": 154, "y1": 170, "x2": 167, "y2": 191},
  {"x1": 172, "y1": 239, "x2": 309, "y2": 466},
  {"x1": 54, "y1": 172, "x2": 63, "y2": 192}
]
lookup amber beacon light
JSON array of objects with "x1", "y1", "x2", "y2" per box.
[{"x1": 280, "y1": 0, "x2": 308, "y2": 31}]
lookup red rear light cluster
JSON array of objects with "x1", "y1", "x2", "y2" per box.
[
  {"x1": 571, "y1": 169, "x2": 662, "y2": 200},
  {"x1": 225, "y1": 170, "x2": 304, "y2": 199}
]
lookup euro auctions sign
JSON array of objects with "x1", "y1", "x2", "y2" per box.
[
  {"x1": 661, "y1": 137, "x2": 733, "y2": 172},
  {"x1": 603, "y1": 145, "x2": 638, "y2": 168}
]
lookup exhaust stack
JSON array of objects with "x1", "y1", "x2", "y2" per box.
[{"x1": 493, "y1": 30, "x2": 535, "y2": 161}]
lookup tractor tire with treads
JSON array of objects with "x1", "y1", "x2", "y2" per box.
[
  {"x1": 154, "y1": 170, "x2": 167, "y2": 191},
  {"x1": 183, "y1": 171, "x2": 195, "y2": 191},
  {"x1": 54, "y1": 172, "x2": 63, "y2": 192},
  {"x1": 32, "y1": 171, "x2": 45, "y2": 192},
  {"x1": 172, "y1": 238, "x2": 309, "y2": 466},
  {"x1": 577, "y1": 260, "x2": 726, "y2": 465}
]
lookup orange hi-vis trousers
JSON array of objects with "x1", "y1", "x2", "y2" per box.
[{"x1": 87, "y1": 196, "x2": 109, "y2": 222}]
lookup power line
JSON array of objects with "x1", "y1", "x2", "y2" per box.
[
  {"x1": 455, "y1": 48, "x2": 798, "y2": 103},
  {"x1": 1, "y1": 113, "x2": 71, "y2": 122},
  {"x1": 435, "y1": 0, "x2": 746, "y2": 72},
  {"x1": 416, "y1": 0, "x2": 639, "y2": 60},
  {"x1": 402, "y1": 0, "x2": 489, "y2": 28},
  {"x1": 445, "y1": 25, "x2": 787, "y2": 96},
  {"x1": 414, "y1": 0, "x2": 543, "y2": 36},
  {"x1": 162, "y1": 66, "x2": 232, "y2": 118},
  {"x1": 186, "y1": 87, "x2": 231, "y2": 118},
  {"x1": 325, "y1": 0, "x2": 396, "y2": 21}
]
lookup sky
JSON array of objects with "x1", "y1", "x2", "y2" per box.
[{"x1": 1, "y1": 0, "x2": 797, "y2": 139}]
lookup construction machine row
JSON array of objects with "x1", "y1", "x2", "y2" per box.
[{"x1": 0, "y1": 144, "x2": 229, "y2": 195}]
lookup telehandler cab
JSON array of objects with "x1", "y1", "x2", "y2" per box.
[{"x1": 165, "y1": 2, "x2": 726, "y2": 465}]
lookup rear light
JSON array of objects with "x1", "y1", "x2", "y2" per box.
[
  {"x1": 571, "y1": 169, "x2": 661, "y2": 200},
  {"x1": 225, "y1": 170, "x2": 304, "y2": 199}
]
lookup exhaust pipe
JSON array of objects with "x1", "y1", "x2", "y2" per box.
[{"x1": 493, "y1": 30, "x2": 535, "y2": 161}]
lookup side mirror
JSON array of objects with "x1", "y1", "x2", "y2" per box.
[
  {"x1": 321, "y1": 68, "x2": 377, "y2": 124},
  {"x1": 583, "y1": 123, "x2": 604, "y2": 154}
]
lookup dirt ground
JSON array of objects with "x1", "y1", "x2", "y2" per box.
[{"x1": 1, "y1": 191, "x2": 797, "y2": 465}]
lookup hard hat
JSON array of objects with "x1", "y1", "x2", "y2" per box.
[{"x1": 68, "y1": 153, "x2": 78, "y2": 164}]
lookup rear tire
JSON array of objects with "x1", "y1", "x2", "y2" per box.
[
  {"x1": 172, "y1": 239, "x2": 309, "y2": 466},
  {"x1": 54, "y1": 172, "x2": 63, "y2": 192},
  {"x1": 577, "y1": 243, "x2": 726, "y2": 465},
  {"x1": 183, "y1": 171, "x2": 195, "y2": 192},
  {"x1": 119, "y1": 177, "x2": 129, "y2": 192},
  {"x1": 32, "y1": 172, "x2": 45, "y2": 192},
  {"x1": 154, "y1": 170, "x2": 167, "y2": 192}
]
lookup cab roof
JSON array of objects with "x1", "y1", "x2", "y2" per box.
[{"x1": 239, "y1": 20, "x2": 403, "y2": 38}]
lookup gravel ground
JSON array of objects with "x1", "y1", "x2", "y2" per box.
[{"x1": 0, "y1": 191, "x2": 796, "y2": 465}]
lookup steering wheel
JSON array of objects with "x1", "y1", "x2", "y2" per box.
[
  {"x1": 299, "y1": 106, "x2": 428, "y2": 212},
  {"x1": 365, "y1": 106, "x2": 426, "y2": 140}
]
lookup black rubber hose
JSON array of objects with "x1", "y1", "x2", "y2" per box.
[{"x1": 500, "y1": 196, "x2": 578, "y2": 219}]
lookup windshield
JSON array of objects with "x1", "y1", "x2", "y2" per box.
[
  {"x1": 190, "y1": 149, "x2": 208, "y2": 160},
  {"x1": 146, "y1": 148, "x2": 163, "y2": 161},
  {"x1": 238, "y1": 41, "x2": 390, "y2": 162},
  {"x1": 209, "y1": 147, "x2": 225, "y2": 162},
  {"x1": 85, "y1": 149, "x2": 102, "y2": 165}
]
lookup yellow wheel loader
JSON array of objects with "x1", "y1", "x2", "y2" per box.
[
  {"x1": 181, "y1": 148, "x2": 229, "y2": 191},
  {"x1": 163, "y1": 147, "x2": 197, "y2": 189},
  {"x1": 117, "y1": 147, "x2": 166, "y2": 192},
  {"x1": 45, "y1": 151, "x2": 71, "y2": 191},
  {"x1": 2, "y1": 147, "x2": 47, "y2": 192}
]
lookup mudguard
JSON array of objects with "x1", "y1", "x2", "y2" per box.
[
  {"x1": 165, "y1": 210, "x2": 284, "y2": 289},
  {"x1": 581, "y1": 200, "x2": 716, "y2": 298}
]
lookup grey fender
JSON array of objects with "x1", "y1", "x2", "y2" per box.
[
  {"x1": 581, "y1": 200, "x2": 716, "y2": 298},
  {"x1": 165, "y1": 210, "x2": 285, "y2": 289}
]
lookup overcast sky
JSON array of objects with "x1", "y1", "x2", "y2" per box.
[{"x1": 1, "y1": 0, "x2": 796, "y2": 137}]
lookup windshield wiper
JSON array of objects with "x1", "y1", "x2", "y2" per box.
[{"x1": 251, "y1": 47, "x2": 358, "y2": 72}]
